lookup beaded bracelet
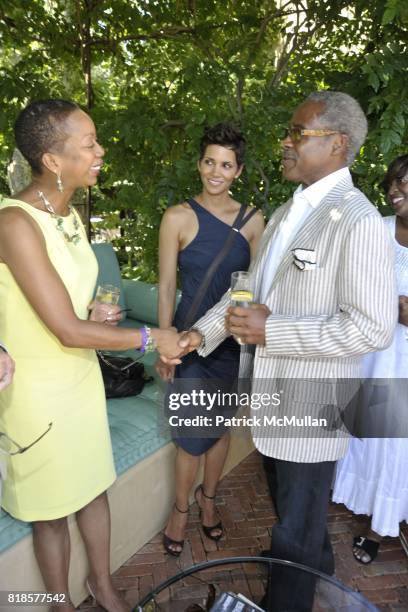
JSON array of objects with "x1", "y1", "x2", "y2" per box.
[
  {"x1": 140, "y1": 326, "x2": 156, "y2": 353},
  {"x1": 140, "y1": 326, "x2": 147, "y2": 352}
]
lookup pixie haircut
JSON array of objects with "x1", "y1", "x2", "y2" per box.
[
  {"x1": 382, "y1": 154, "x2": 408, "y2": 192},
  {"x1": 306, "y1": 91, "x2": 368, "y2": 165},
  {"x1": 14, "y1": 99, "x2": 79, "y2": 174},
  {"x1": 199, "y1": 123, "x2": 246, "y2": 166}
]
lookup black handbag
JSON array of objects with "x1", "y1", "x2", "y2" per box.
[{"x1": 97, "y1": 351, "x2": 152, "y2": 399}]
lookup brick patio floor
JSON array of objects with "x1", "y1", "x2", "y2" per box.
[{"x1": 78, "y1": 451, "x2": 408, "y2": 611}]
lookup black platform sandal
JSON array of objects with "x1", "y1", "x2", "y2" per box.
[
  {"x1": 352, "y1": 536, "x2": 380, "y2": 564},
  {"x1": 194, "y1": 484, "x2": 224, "y2": 542},
  {"x1": 163, "y1": 504, "x2": 189, "y2": 556}
]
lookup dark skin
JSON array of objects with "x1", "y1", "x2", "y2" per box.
[
  {"x1": 225, "y1": 100, "x2": 349, "y2": 346},
  {"x1": 0, "y1": 109, "x2": 182, "y2": 612}
]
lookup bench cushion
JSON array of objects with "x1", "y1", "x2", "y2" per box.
[{"x1": 122, "y1": 279, "x2": 159, "y2": 325}]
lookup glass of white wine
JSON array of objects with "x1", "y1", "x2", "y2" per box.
[
  {"x1": 95, "y1": 283, "x2": 120, "y2": 305},
  {"x1": 230, "y1": 271, "x2": 253, "y2": 345}
]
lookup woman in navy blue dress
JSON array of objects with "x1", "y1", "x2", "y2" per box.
[{"x1": 157, "y1": 123, "x2": 264, "y2": 555}]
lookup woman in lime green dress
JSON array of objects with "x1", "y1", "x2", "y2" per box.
[{"x1": 0, "y1": 100, "x2": 181, "y2": 612}]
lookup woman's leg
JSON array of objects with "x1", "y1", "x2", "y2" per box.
[
  {"x1": 76, "y1": 492, "x2": 130, "y2": 612},
  {"x1": 164, "y1": 446, "x2": 201, "y2": 552},
  {"x1": 198, "y1": 432, "x2": 230, "y2": 535},
  {"x1": 32, "y1": 517, "x2": 75, "y2": 612}
]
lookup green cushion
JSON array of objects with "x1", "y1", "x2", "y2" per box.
[
  {"x1": 123, "y1": 279, "x2": 159, "y2": 325},
  {"x1": 91, "y1": 244, "x2": 127, "y2": 314},
  {"x1": 123, "y1": 280, "x2": 180, "y2": 326}
]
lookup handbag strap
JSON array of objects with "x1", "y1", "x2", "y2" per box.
[
  {"x1": 182, "y1": 203, "x2": 258, "y2": 329},
  {"x1": 97, "y1": 350, "x2": 142, "y2": 371}
]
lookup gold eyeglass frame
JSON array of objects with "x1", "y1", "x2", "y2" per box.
[
  {"x1": 284, "y1": 127, "x2": 341, "y2": 142},
  {"x1": 0, "y1": 423, "x2": 53, "y2": 456}
]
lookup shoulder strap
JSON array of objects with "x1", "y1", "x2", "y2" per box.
[
  {"x1": 187, "y1": 197, "x2": 200, "y2": 211},
  {"x1": 182, "y1": 204, "x2": 254, "y2": 329},
  {"x1": 236, "y1": 206, "x2": 258, "y2": 230}
]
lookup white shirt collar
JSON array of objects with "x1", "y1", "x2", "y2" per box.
[{"x1": 294, "y1": 167, "x2": 351, "y2": 209}]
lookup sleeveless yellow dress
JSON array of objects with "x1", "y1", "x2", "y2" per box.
[{"x1": 0, "y1": 197, "x2": 116, "y2": 521}]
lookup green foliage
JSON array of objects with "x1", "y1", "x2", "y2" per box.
[{"x1": 0, "y1": 0, "x2": 407, "y2": 279}]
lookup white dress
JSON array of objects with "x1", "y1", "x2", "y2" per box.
[{"x1": 332, "y1": 216, "x2": 408, "y2": 537}]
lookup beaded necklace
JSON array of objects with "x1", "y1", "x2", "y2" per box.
[{"x1": 37, "y1": 191, "x2": 81, "y2": 245}]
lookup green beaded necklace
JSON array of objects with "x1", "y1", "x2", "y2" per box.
[{"x1": 37, "y1": 191, "x2": 81, "y2": 245}]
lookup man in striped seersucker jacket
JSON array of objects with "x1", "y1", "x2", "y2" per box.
[{"x1": 167, "y1": 91, "x2": 397, "y2": 610}]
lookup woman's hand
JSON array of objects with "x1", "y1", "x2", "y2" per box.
[
  {"x1": 398, "y1": 295, "x2": 408, "y2": 326},
  {"x1": 155, "y1": 357, "x2": 176, "y2": 381},
  {"x1": 159, "y1": 329, "x2": 202, "y2": 364},
  {"x1": 155, "y1": 326, "x2": 178, "y2": 380},
  {"x1": 152, "y1": 328, "x2": 188, "y2": 363},
  {"x1": 88, "y1": 301, "x2": 122, "y2": 325},
  {"x1": 0, "y1": 349, "x2": 15, "y2": 391}
]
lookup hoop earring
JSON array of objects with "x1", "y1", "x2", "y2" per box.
[{"x1": 57, "y1": 173, "x2": 64, "y2": 193}]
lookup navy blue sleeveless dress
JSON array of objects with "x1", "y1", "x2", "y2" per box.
[{"x1": 168, "y1": 198, "x2": 252, "y2": 456}]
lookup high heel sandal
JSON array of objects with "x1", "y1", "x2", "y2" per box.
[
  {"x1": 194, "y1": 484, "x2": 224, "y2": 541},
  {"x1": 163, "y1": 503, "x2": 189, "y2": 556}
]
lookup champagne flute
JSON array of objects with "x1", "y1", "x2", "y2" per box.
[{"x1": 230, "y1": 271, "x2": 253, "y2": 345}]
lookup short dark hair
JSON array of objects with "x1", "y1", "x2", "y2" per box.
[
  {"x1": 382, "y1": 154, "x2": 408, "y2": 192},
  {"x1": 199, "y1": 123, "x2": 245, "y2": 166},
  {"x1": 14, "y1": 99, "x2": 79, "y2": 174}
]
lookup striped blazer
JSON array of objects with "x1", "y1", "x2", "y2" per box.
[{"x1": 195, "y1": 174, "x2": 397, "y2": 462}]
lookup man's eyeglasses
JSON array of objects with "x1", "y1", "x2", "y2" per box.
[
  {"x1": 0, "y1": 423, "x2": 52, "y2": 456},
  {"x1": 283, "y1": 127, "x2": 341, "y2": 143}
]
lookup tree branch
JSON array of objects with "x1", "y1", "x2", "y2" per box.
[
  {"x1": 267, "y1": 10, "x2": 328, "y2": 91},
  {"x1": 160, "y1": 120, "x2": 186, "y2": 129},
  {"x1": 87, "y1": 8, "x2": 309, "y2": 49},
  {"x1": 252, "y1": 159, "x2": 270, "y2": 204}
]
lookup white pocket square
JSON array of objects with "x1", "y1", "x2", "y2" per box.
[{"x1": 292, "y1": 248, "x2": 317, "y2": 270}]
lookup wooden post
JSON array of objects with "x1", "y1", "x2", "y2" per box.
[{"x1": 77, "y1": 0, "x2": 94, "y2": 239}]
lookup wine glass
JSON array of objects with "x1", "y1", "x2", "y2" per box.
[
  {"x1": 95, "y1": 283, "x2": 120, "y2": 305},
  {"x1": 230, "y1": 271, "x2": 253, "y2": 345}
]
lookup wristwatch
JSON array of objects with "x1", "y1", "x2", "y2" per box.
[{"x1": 189, "y1": 328, "x2": 205, "y2": 351}]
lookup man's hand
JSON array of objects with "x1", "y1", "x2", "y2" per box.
[
  {"x1": 179, "y1": 330, "x2": 203, "y2": 353},
  {"x1": 0, "y1": 349, "x2": 15, "y2": 391},
  {"x1": 226, "y1": 303, "x2": 271, "y2": 345},
  {"x1": 398, "y1": 295, "x2": 408, "y2": 327},
  {"x1": 88, "y1": 300, "x2": 122, "y2": 325}
]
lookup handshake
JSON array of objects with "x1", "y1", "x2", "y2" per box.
[
  {"x1": 153, "y1": 328, "x2": 202, "y2": 381},
  {"x1": 154, "y1": 303, "x2": 271, "y2": 381},
  {"x1": 154, "y1": 328, "x2": 203, "y2": 365}
]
